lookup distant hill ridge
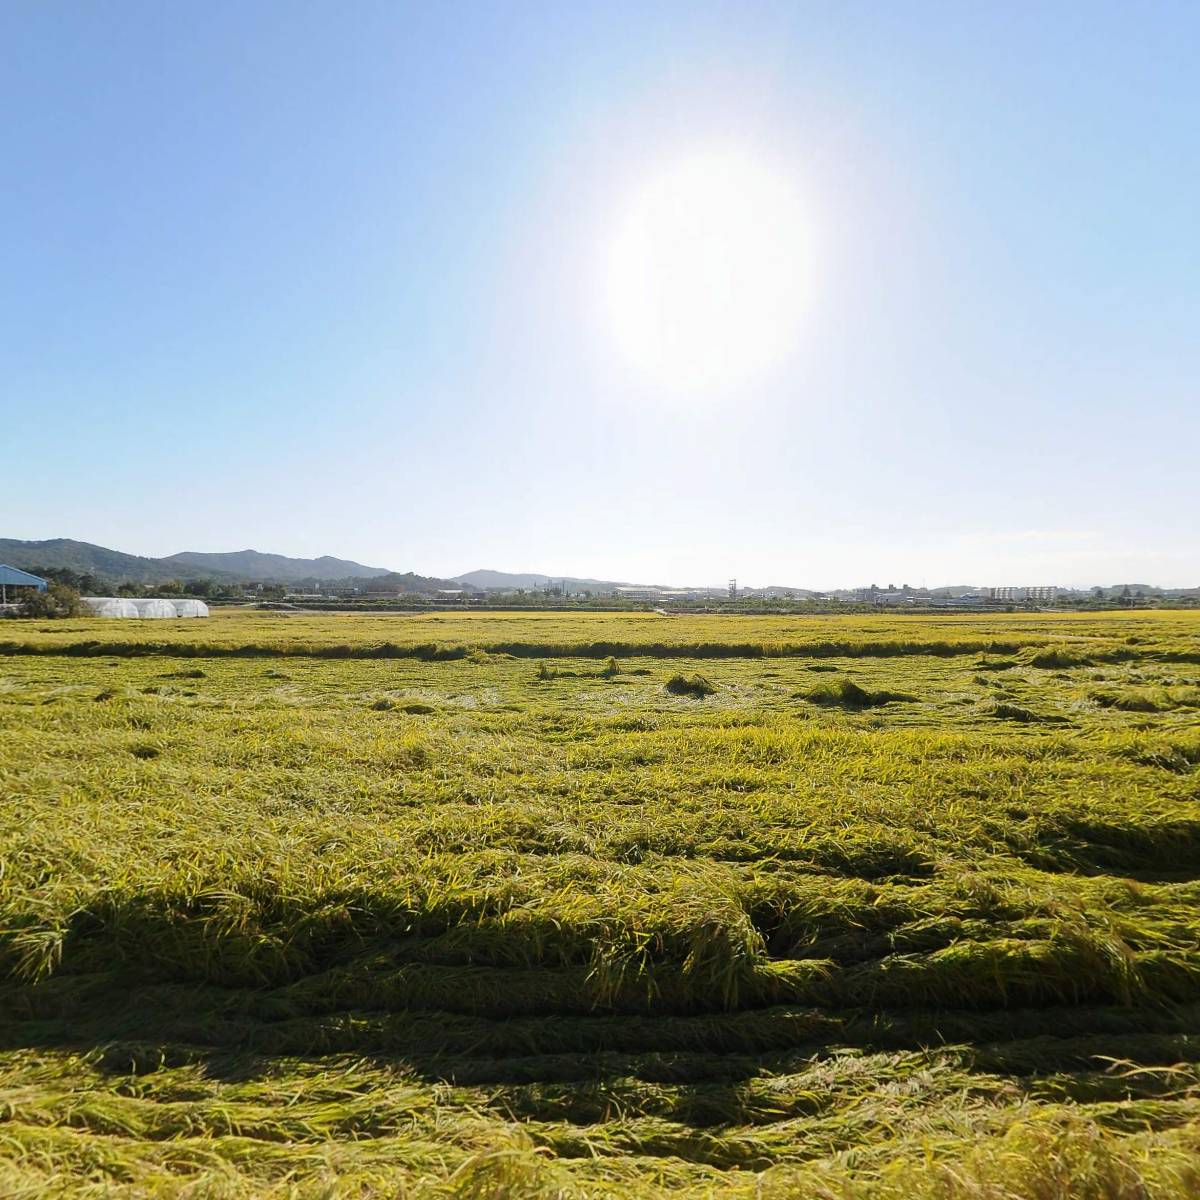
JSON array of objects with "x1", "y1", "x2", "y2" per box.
[
  {"x1": 453, "y1": 569, "x2": 635, "y2": 591},
  {"x1": 166, "y1": 549, "x2": 390, "y2": 582},
  {"x1": 5, "y1": 539, "x2": 1190, "y2": 595},
  {"x1": 0, "y1": 539, "x2": 217, "y2": 584},
  {"x1": 0, "y1": 539, "x2": 394, "y2": 585}
]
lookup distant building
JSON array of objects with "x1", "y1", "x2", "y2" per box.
[
  {"x1": 614, "y1": 586, "x2": 709, "y2": 602},
  {"x1": 989, "y1": 587, "x2": 1058, "y2": 603},
  {"x1": 854, "y1": 584, "x2": 933, "y2": 606},
  {"x1": 0, "y1": 564, "x2": 48, "y2": 604},
  {"x1": 930, "y1": 590, "x2": 990, "y2": 607},
  {"x1": 433, "y1": 589, "x2": 486, "y2": 604}
]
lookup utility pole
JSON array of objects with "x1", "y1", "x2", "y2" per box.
[{"x1": 728, "y1": 578, "x2": 738, "y2": 601}]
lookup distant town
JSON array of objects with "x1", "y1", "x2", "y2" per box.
[
  {"x1": 275, "y1": 579, "x2": 1195, "y2": 612},
  {"x1": 1, "y1": 539, "x2": 1196, "y2": 615}
]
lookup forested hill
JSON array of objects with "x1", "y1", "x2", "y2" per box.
[{"x1": 0, "y1": 539, "x2": 393, "y2": 585}]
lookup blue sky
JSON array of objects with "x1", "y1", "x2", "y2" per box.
[{"x1": 3, "y1": 1, "x2": 1196, "y2": 587}]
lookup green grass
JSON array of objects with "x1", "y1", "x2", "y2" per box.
[{"x1": 1, "y1": 608, "x2": 1199, "y2": 1196}]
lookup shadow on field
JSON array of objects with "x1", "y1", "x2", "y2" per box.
[{"x1": 4, "y1": 972, "x2": 1199, "y2": 1102}]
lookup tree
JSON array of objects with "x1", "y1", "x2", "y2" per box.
[{"x1": 19, "y1": 582, "x2": 86, "y2": 619}]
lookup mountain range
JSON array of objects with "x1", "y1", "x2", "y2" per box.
[
  {"x1": 0, "y1": 539, "x2": 397, "y2": 586},
  {"x1": 167, "y1": 549, "x2": 391, "y2": 582},
  {"x1": 0, "y1": 541, "x2": 641, "y2": 592},
  {"x1": 453, "y1": 569, "x2": 634, "y2": 592},
  {"x1": 2, "y1": 539, "x2": 1192, "y2": 596}
]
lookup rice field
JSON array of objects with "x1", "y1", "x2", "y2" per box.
[{"x1": 2, "y1": 608, "x2": 1199, "y2": 1198}]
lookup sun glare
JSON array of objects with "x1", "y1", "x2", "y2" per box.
[{"x1": 603, "y1": 149, "x2": 809, "y2": 393}]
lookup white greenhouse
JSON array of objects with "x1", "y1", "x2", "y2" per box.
[
  {"x1": 82, "y1": 597, "x2": 210, "y2": 619},
  {"x1": 135, "y1": 598, "x2": 182, "y2": 618},
  {"x1": 83, "y1": 598, "x2": 141, "y2": 618}
]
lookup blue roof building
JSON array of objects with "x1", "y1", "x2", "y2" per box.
[{"x1": 0, "y1": 564, "x2": 48, "y2": 601}]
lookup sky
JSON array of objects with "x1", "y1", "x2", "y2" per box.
[{"x1": 2, "y1": 1, "x2": 1197, "y2": 588}]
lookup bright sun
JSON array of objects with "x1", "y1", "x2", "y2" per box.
[{"x1": 603, "y1": 149, "x2": 809, "y2": 392}]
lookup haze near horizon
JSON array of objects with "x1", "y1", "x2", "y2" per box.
[{"x1": 3, "y1": 3, "x2": 1197, "y2": 588}]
